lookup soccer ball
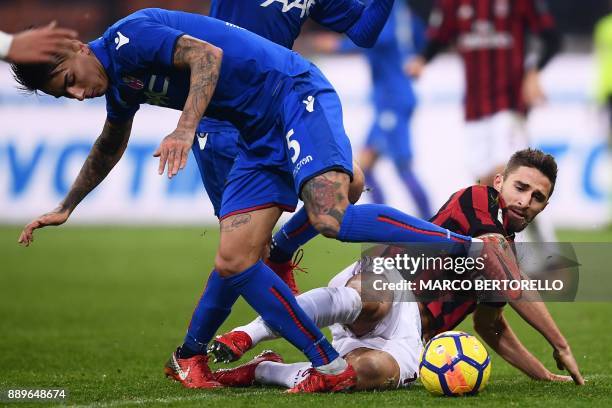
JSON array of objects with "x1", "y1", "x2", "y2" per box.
[{"x1": 419, "y1": 331, "x2": 491, "y2": 396}]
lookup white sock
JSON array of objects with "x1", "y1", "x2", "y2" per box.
[
  {"x1": 255, "y1": 361, "x2": 312, "y2": 388},
  {"x1": 233, "y1": 286, "x2": 362, "y2": 347},
  {"x1": 315, "y1": 356, "x2": 348, "y2": 375},
  {"x1": 234, "y1": 316, "x2": 276, "y2": 345}
]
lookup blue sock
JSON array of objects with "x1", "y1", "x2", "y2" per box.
[
  {"x1": 182, "y1": 270, "x2": 239, "y2": 356},
  {"x1": 337, "y1": 204, "x2": 472, "y2": 254},
  {"x1": 396, "y1": 162, "x2": 432, "y2": 219},
  {"x1": 225, "y1": 261, "x2": 339, "y2": 367},
  {"x1": 269, "y1": 207, "x2": 318, "y2": 263},
  {"x1": 364, "y1": 170, "x2": 385, "y2": 204}
]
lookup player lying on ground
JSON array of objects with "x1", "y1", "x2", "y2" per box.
[
  {"x1": 209, "y1": 149, "x2": 585, "y2": 390},
  {"x1": 11, "y1": 8, "x2": 514, "y2": 392}
]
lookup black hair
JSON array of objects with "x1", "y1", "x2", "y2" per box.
[{"x1": 11, "y1": 55, "x2": 66, "y2": 95}]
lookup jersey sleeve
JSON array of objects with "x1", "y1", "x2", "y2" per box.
[
  {"x1": 522, "y1": 0, "x2": 555, "y2": 33},
  {"x1": 310, "y1": 0, "x2": 364, "y2": 33},
  {"x1": 104, "y1": 89, "x2": 140, "y2": 123},
  {"x1": 455, "y1": 186, "x2": 507, "y2": 237},
  {"x1": 111, "y1": 17, "x2": 185, "y2": 72}
]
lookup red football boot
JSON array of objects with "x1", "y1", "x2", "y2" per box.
[
  {"x1": 208, "y1": 330, "x2": 253, "y2": 363},
  {"x1": 287, "y1": 363, "x2": 357, "y2": 393},
  {"x1": 164, "y1": 349, "x2": 222, "y2": 389},
  {"x1": 265, "y1": 249, "x2": 306, "y2": 296},
  {"x1": 214, "y1": 350, "x2": 284, "y2": 387}
]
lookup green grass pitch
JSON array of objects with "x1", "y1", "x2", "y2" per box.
[{"x1": 1, "y1": 226, "x2": 611, "y2": 407}]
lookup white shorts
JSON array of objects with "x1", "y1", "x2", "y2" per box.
[
  {"x1": 464, "y1": 111, "x2": 528, "y2": 178},
  {"x1": 327, "y1": 262, "x2": 423, "y2": 388}
]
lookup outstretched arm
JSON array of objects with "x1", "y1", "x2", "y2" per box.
[
  {"x1": 509, "y1": 300, "x2": 584, "y2": 384},
  {"x1": 18, "y1": 118, "x2": 133, "y2": 246},
  {"x1": 473, "y1": 304, "x2": 583, "y2": 384},
  {"x1": 405, "y1": 0, "x2": 456, "y2": 78},
  {"x1": 154, "y1": 35, "x2": 222, "y2": 178}
]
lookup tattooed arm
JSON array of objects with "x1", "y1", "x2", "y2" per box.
[
  {"x1": 18, "y1": 119, "x2": 133, "y2": 246},
  {"x1": 153, "y1": 35, "x2": 222, "y2": 178}
]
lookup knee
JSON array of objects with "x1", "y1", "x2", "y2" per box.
[
  {"x1": 306, "y1": 201, "x2": 349, "y2": 237},
  {"x1": 348, "y1": 163, "x2": 365, "y2": 204},
  {"x1": 214, "y1": 250, "x2": 246, "y2": 277},
  {"x1": 302, "y1": 173, "x2": 351, "y2": 239},
  {"x1": 360, "y1": 301, "x2": 392, "y2": 321},
  {"x1": 307, "y1": 216, "x2": 342, "y2": 238},
  {"x1": 215, "y1": 241, "x2": 263, "y2": 277}
]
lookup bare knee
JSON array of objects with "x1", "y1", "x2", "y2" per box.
[
  {"x1": 214, "y1": 249, "x2": 255, "y2": 277},
  {"x1": 301, "y1": 172, "x2": 350, "y2": 238},
  {"x1": 345, "y1": 274, "x2": 393, "y2": 336},
  {"x1": 214, "y1": 210, "x2": 279, "y2": 276}
]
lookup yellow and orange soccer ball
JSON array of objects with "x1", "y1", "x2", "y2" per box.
[{"x1": 419, "y1": 331, "x2": 491, "y2": 396}]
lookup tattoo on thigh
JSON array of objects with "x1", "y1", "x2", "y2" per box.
[{"x1": 220, "y1": 214, "x2": 252, "y2": 232}]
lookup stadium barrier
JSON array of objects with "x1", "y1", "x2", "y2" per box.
[{"x1": 0, "y1": 54, "x2": 609, "y2": 225}]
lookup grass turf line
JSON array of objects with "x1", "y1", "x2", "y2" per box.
[{"x1": 0, "y1": 226, "x2": 611, "y2": 407}]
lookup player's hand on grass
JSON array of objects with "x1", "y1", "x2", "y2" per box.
[
  {"x1": 18, "y1": 207, "x2": 70, "y2": 247},
  {"x1": 153, "y1": 129, "x2": 194, "y2": 179},
  {"x1": 7, "y1": 21, "x2": 78, "y2": 64},
  {"x1": 553, "y1": 346, "x2": 585, "y2": 385},
  {"x1": 547, "y1": 372, "x2": 573, "y2": 382}
]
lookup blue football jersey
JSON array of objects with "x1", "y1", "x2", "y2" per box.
[
  {"x1": 365, "y1": 1, "x2": 421, "y2": 108},
  {"x1": 201, "y1": 0, "x2": 365, "y2": 133},
  {"x1": 88, "y1": 8, "x2": 310, "y2": 140},
  {"x1": 209, "y1": 0, "x2": 364, "y2": 49},
  {"x1": 339, "y1": 1, "x2": 423, "y2": 108}
]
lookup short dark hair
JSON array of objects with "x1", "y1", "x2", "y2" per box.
[
  {"x1": 504, "y1": 148, "x2": 558, "y2": 197},
  {"x1": 11, "y1": 56, "x2": 64, "y2": 95}
]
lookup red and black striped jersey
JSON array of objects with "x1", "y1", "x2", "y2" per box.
[
  {"x1": 423, "y1": 184, "x2": 513, "y2": 334},
  {"x1": 427, "y1": 0, "x2": 555, "y2": 120}
]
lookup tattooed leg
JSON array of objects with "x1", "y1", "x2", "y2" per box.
[
  {"x1": 215, "y1": 206, "x2": 282, "y2": 277},
  {"x1": 301, "y1": 171, "x2": 351, "y2": 238},
  {"x1": 182, "y1": 206, "x2": 282, "y2": 355},
  {"x1": 214, "y1": 205, "x2": 341, "y2": 369}
]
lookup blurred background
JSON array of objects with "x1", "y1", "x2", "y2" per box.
[
  {"x1": 0, "y1": 0, "x2": 610, "y2": 229},
  {"x1": 0, "y1": 0, "x2": 609, "y2": 41},
  {"x1": 1, "y1": 4, "x2": 611, "y2": 404}
]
